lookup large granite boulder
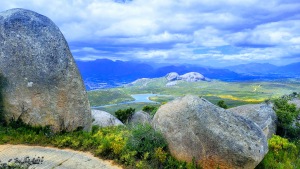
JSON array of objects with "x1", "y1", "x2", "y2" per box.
[
  {"x1": 152, "y1": 95, "x2": 268, "y2": 169},
  {"x1": 0, "y1": 9, "x2": 91, "y2": 132},
  {"x1": 229, "y1": 103, "x2": 277, "y2": 139},
  {"x1": 180, "y1": 72, "x2": 205, "y2": 82},
  {"x1": 129, "y1": 111, "x2": 152, "y2": 125},
  {"x1": 165, "y1": 72, "x2": 180, "y2": 81},
  {"x1": 92, "y1": 110, "x2": 123, "y2": 127}
]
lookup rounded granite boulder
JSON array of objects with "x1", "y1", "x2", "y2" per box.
[
  {"x1": 0, "y1": 8, "x2": 91, "y2": 132},
  {"x1": 92, "y1": 109, "x2": 124, "y2": 127},
  {"x1": 152, "y1": 95, "x2": 268, "y2": 169}
]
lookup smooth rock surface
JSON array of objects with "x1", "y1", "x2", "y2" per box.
[
  {"x1": 229, "y1": 103, "x2": 277, "y2": 139},
  {"x1": 92, "y1": 109, "x2": 123, "y2": 127},
  {"x1": 0, "y1": 8, "x2": 91, "y2": 132},
  {"x1": 180, "y1": 72, "x2": 205, "y2": 82},
  {"x1": 129, "y1": 111, "x2": 152, "y2": 125},
  {"x1": 152, "y1": 95, "x2": 268, "y2": 169},
  {"x1": 0, "y1": 144, "x2": 122, "y2": 169},
  {"x1": 165, "y1": 72, "x2": 180, "y2": 81}
]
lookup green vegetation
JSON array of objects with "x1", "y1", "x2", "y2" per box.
[
  {"x1": 142, "y1": 105, "x2": 159, "y2": 116},
  {"x1": 0, "y1": 121, "x2": 199, "y2": 169},
  {"x1": 88, "y1": 89, "x2": 134, "y2": 106},
  {"x1": 115, "y1": 108, "x2": 135, "y2": 123},
  {"x1": 88, "y1": 78, "x2": 300, "y2": 113},
  {"x1": 204, "y1": 96, "x2": 253, "y2": 108},
  {"x1": 274, "y1": 98, "x2": 300, "y2": 139},
  {"x1": 121, "y1": 78, "x2": 300, "y2": 103},
  {"x1": 217, "y1": 100, "x2": 228, "y2": 109},
  {"x1": 257, "y1": 96, "x2": 300, "y2": 169},
  {"x1": 257, "y1": 135, "x2": 300, "y2": 169},
  {"x1": 97, "y1": 102, "x2": 159, "y2": 115},
  {"x1": 148, "y1": 95, "x2": 175, "y2": 103}
]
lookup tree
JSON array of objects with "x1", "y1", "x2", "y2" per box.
[{"x1": 217, "y1": 100, "x2": 228, "y2": 109}]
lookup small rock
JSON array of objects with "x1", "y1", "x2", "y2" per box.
[
  {"x1": 92, "y1": 109, "x2": 124, "y2": 127},
  {"x1": 129, "y1": 111, "x2": 152, "y2": 125}
]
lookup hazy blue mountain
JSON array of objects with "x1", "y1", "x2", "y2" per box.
[
  {"x1": 76, "y1": 59, "x2": 258, "y2": 90},
  {"x1": 225, "y1": 63, "x2": 278, "y2": 74},
  {"x1": 76, "y1": 59, "x2": 300, "y2": 90},
  {"x1": 76, "y1": 59, "x2": 155, "y2": 89},
  {"x1": 225, "y1": 62, "x2": 300, "y2": 77},
  {"x1": 275, "y1": 62, "x2": 300, "y2": 75}
]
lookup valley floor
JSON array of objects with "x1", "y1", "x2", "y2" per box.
[{"x1": 88, "y1": 78, "x2": 300, "y2": 113}]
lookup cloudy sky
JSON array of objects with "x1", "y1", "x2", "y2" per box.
[{"x1": 1, "y1": 0, "x2": 300, "y2": 67}]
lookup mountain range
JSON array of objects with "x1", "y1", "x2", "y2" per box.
[
  {"x1": 225, "y1": 62, "x2": 300, "y2": 76},
  {"x1": 76, "y1": 59, "x2": 300, "y2": 90}
]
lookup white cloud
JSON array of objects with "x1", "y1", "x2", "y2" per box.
[
  {"x1": 193, "y1": 27, "x2": 229, "y2": 47},
  {"x1": 229, "y1": 20, "x2": 300, "y2": 46},
  {"x1": 0, "y1": 0, "x2": 300, "y2": 66}
]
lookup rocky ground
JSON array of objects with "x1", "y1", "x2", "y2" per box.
[{"x1": 0, "y1": 144, "x2": 122, "y2": 169}]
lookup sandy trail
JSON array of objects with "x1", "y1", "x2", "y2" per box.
[{"x1": 0, "y1": 144, "x2": 122, "y2": 169}]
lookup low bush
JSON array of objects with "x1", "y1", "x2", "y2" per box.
[
  {"x1": 257, "y1": 135, "x2": 300, "y2": 169},
  {"x1": 142, "y1": 105, "x2": 159, "y2": 116},
  {"x1": 0, "y1": 121, "x2": 198, "y2": 168},
  {"x1": 257, "y1": 95, "x2": 300, "y2": 168},
  {"x1": 217, "y1": 100, "x2": 228, "y2": 109},
  {"x1": 115, "y1": 108, "x2": 135, "y2": 123},
  {"x1": 127, "y1": 124, "x2": 167, "y2": 159},
  {"x1": 274, "y1": 98, "x2": 300, "y2": 139}
]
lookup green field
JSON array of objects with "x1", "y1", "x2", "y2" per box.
[
  {"x1": 88, "y1": 78, "x2": 300, "y2": 112},
  {"x1": 93, "y1": 102, "x2": 159, "y2": 115},
  {"x1": 88, "y1": 89, "x2": 134, "y2": 107}
]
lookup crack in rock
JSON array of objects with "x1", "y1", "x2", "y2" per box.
[{"x1": 53, "y1": 153, "x2": 76, "y2": 168}]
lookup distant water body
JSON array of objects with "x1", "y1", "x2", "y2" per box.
[{"x1": 92, "y1": 93, "x2": 159, "y2": 108}]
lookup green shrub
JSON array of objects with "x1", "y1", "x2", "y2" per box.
[
  {"x1": 217, "y1": 100, "x2": 228, "y2": 109},
  {"x1": 127, "y1": 124, "x2": 167, "y2": 158},
  {"x1": 93, "y1": 126, "x2": 128, "y2": 157},
  {"x1": 274, "y1": 98, "x2": 300, "y2": 139},
  {"x1": 257, "y1": 135, "x2": 300, "y2": 169},
  {"x1": 115, "y1": 108, "x2": 135, "y2": 123},
  {"x1": 142, "y1": 105, "x2": 159, "y2": 116}
]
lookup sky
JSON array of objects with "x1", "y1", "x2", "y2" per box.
[{"x1": 0, "y1": 0, "x2": 300, "y2": 67}]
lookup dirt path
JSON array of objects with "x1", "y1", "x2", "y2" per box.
[{"x1": 0, "y1": 144, "x2": 123, "y2": 169}]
